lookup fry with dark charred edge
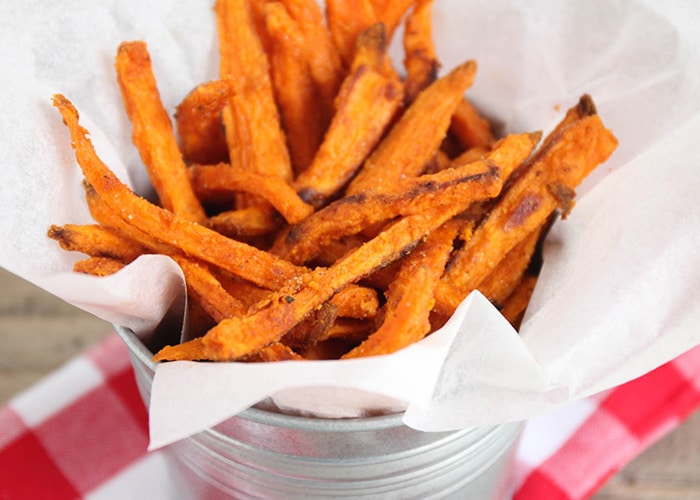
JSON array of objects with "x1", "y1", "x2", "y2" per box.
[
  {"x1": 188, "y1": 163, "x2": 313, "y2": 224},
  {"x1": 175, "y1": 80, "x2": 232, "y2": 165},
  {"x1": 342, "y1": 219, "x2": 458, "y2": 358},
  {"x1": 293, "y1": 25, "x2": 404, "y2": 207},
  {"x1": 263, "y1": 2, "x2": 325, "y2": 174},
  {"x1": 346, "y1": 60, "x2": 478, "y2": 195},
  {"x1": 115, "y1": 41, "x2": 206, "y2": 224},
  {"x1": 53, "y1": 94, "x2": 304, "y2": 290},
  {"x1": 256, "y1": 343, "x2": 304, "y2": 361},
  {"x1": 280, "y1": 302, "x2": 338, "y2": 349},
  {"x1": 402, "y1": 0, "x2": 438, "y2": 104},
  {"x1": 48, "y1": 224, "x2": 147, "y2": 263},
  {"x1": 347, "y1": 23, "x2": 397, "y2": 79},
  {"x1": 274, "y1": 131, "x2": 540, "y2": 264},
  {"x1": 435, "y1": 108, "x2": 618, "y2": 316}
]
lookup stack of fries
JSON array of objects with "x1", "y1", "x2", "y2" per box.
[{"x1": 48, "y1": 0, "x2": 617, "y2": 363}]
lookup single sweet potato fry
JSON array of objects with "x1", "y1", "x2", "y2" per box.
[
  {"x1": 115, "y1": 41, "x2": 206, "y2": 223},
  {"x1": 153, "y1": 337, "x2": 211, "y2": 362},
  {"x1": 346, "y1": 60, "x2": 478, "y2": 195},
  {"x1": 175, "y1": 79, "x2": 232, "y2": 165},
  {"x1": 450, "y1": 98, "x2": 495, "y2": 150},
  {"x1": 48, "y1": 224, "x2": 147, "y2": 263},
  {"x1": 215, "y1": 0, "x2": 293, "y2": 216}
]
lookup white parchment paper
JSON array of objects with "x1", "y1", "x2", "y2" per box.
[{"x1": 1, "y1": 0, "x2": 699, "y2": 449}]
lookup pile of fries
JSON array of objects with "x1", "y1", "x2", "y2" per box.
[{"x1": 49, "y1": 0, "x2": 618, "y2": 362}]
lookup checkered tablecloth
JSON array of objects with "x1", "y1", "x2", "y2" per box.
[{"x1": 2, "y1": 332, "x2": 700, "y2": 500}]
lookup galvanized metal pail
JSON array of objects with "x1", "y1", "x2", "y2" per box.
[{"x1": 118, "y1": 326, "x2": 523, "y2": 499}]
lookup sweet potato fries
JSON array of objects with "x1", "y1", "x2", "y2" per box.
[{"x1": 49, "y1": 0, "x2": 617, "y2": 362}]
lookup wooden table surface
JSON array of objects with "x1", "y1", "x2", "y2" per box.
[{"x1": 1, "y1": 266, "x2": 699, "y2": 498}]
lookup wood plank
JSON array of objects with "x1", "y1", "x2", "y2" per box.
[{"x1": 0, "y1": 267, "x2": 110, "y2": 403}]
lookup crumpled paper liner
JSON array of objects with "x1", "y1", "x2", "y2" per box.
[{"x1": 1, "y1": 0, "x2": 699, "y2": 450}]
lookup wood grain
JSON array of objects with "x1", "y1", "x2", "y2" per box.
[{"x1": 1, "y1": 266, "x2": 699, "y2": 497}]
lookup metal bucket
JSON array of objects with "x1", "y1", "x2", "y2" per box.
[{"x1": 117, "y1": 326, "x2": 523, "y2": 499}]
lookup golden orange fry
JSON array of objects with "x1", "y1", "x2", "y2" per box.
[
  {"x1": 115, "y1": 41, "x2": 206, "y2": 224},
  {"x1": 263, "y1": 2, "x2": 325, "y2": 174},
  {"x1": 153, "y1": 337, "x2": 211, "y2": 362},
  {"x1": 346, "y1": 60, "x2": 478, "y2": 195},
  {"x1": 215, "y1": 0, "x2": 293, "y2": 216},
  {"x1": 343, "y1": 219, "x2": 458, "y2": 358},
  {"x1": 47, "y1": 224, "x2": 147, "y2": 263},
  {"x1": 402, "y1": 0, "x2": 438, "y2": 104}
]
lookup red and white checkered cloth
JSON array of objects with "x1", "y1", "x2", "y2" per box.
[{"x1": 2, "y1": 332, "x2": 700, "y2": 500}]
